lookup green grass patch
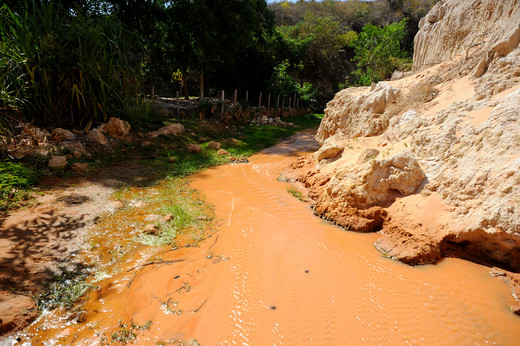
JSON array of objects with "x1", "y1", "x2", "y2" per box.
[
  {"x1": 36, "y1": 271, "x2": 97, "y2": 310},
  {"x1": 144, "y1": 113, "x2": 323, "y2": 177},
  {"x1": 287, "y1": 186, "x2": 307, "y2": 202},
  {"x1": 0, "y1": 161, "x2": 38, "y2": 211}
]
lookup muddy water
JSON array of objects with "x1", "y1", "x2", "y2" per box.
[{"x1": 19, "y1": 130, "x2": 520, "y2": 345}]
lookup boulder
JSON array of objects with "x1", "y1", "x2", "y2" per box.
[
  {"x1": 48, "y1": 156, "x2": 67, "y2": 169},
  {"x1": 71, "y1": 162, "x2": 89, "y2": 173},
  {"x1": 187, "y1": 144, "x2": 202, "y2": 154},
  {"x1": 87, "y1": 128, "x2": 108, "y2": 146},
  {"x1": 160, "y1": 214, "x2": 172, "y2": 223},
  {"x1": 357, "y1": 149, "x2": 380, "y2": 164},
  {"x1": 0, "y1": 292, "x2": 38, "y2": 336},
  {"x1": 64, "y1": 142, "x2": 89, "y2": 158},
  {"x1": 316, "y1": 83, "x2": 400, "y2": 144},
  {"x1": 326, "y1": 150, "x2": 425, "y2": 208},
  {"x1": 110, "y1": 201, "x2": 124, "y2": 209},
  {"x1": 149, "y1": 124, "x2": 185, "y2": 138},
  {"x1": 99, "y1": 117, "x2": 130, "y2": 139},
  {"x1": 316, "y1": 142, "x2": 343, "y2": 161},
  {"x1": 208, "y1": 141, "x2": 221, "y2": 150},
  {"x1": 217, "y1": 149, "x2": 230, "y2": 156},
  {"x1": 413, "y1": 0, "x2": 520, "y2": 72},
  {"x1": 52, "y1": 128, "x2": 75, "y2": 141},
  {"x1": 143, "y1": 224, "x2": 159, "y2": 235}
]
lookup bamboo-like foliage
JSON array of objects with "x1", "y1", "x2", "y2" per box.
[{"x1": 0, "y1": 1, "x2": 142, "y2": 129}]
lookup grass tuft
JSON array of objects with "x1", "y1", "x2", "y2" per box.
[{"x1": 287, "y1": 186, "x2": 307, "y2": 202}]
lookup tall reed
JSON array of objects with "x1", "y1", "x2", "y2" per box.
[{"x1": 0, "y1": 1, "x2": 142, "y2": 129}]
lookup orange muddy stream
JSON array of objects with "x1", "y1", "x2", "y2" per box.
[{"x1": 16, "y1": 130, "x2": 520, "y2": 345}]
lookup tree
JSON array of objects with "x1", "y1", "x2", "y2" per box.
[
  {"x1": 170, "y1": 0, "x2": 273, "y2": 98},
  {"x1": 350, "y1": 18, "x2": 409, "y2": 85},
  {"x1": 276, "y1": 11, "x2": 357, "y2": 103}
]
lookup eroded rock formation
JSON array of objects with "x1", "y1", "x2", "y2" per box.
[{"x1": 285, "y1": 0, "x2": 520, "y2": 308}]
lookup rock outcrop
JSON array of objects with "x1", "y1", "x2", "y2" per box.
[
  {"x1": 413, "y1": 0, "x2": 520, "y2": 72},
  {"x1": 316, "y1": 83, "x2": 400, "y2": 145},
  {"x1": 286, "y1": 0, "x2": 520, "y2": 294}
]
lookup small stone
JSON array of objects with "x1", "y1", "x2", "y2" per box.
[
  {"x1": 144, "y1": 214, "x2": 160, "y2": 222},
  {"x1": 134, "y1": 201, "x2": 146, "y2": 208},
  {"x1": 167, "y1": 156, "x2": 176, "y2": 163},
  {"x1": 208, "y1": 141, "x2": 221, "y2": 150},
  {"x1": 71, "y1": 162, "x2": 89, "y2": 173},
  {"x1": 110, "y1": 201, "x2": 124, "y2": 208},
  {"x1": 187, "y1": 144, "x2": 202, "y2": 154},
  {"x1": 48, "y1": 155, "x2": 67, "y2": 168},
  {"x1": 217, "y1": 148, "x2": 230, "y2": 156},
  {"x1": 357, "y1": 149, "x2": 381, "y2": 164},
  {"x1": 160, "y1": 214, "x2": 172, "y2": 223},
  {"x1": 143, "y1": 224, "x2": 159, "y2": 235},
  {"x1": 141, "y1": 141, "x2": 152, "y2": 147},
  {"x1": 66, "y1": 154, "x2": 73, "y2": 160},
  {"x1": 52, "y1": 128, "x2": 75, "y2": 141}
]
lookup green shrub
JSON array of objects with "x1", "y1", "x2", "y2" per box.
[
  {"x1": 268, "y1": 60, "x2": 317, "y2": 110},
  {"x1": 350, "y1": 19, "x2": 411, "y2": 86}
]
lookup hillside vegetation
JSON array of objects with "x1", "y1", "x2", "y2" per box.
[{"x1": 1, "y1": 0, "x2": 438, "y2": 133}]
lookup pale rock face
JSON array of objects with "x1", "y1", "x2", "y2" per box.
[
  {"x1": 52, "y1": 128, "x2": 75, "y2": 141},
  {"x1": 99, "y1": 117, "x2": 131, "y2": 139},
  {"x1": 413, "y1": 0, "x2": 520, "y2": 72},
  {"x1": 87, "y1": 128, "x2": 108, "y2": 146},
  {"x1": 316, "y1": 135, "x2": 344, "y2": 161},
  {"x1": 149, "y1": 123, "x2": 185, "y2": 138},
  {"x1": 48, "y1": 156, "x2": 67, "y2": 168},
  {"x1": 316, "y1": 83, "x2": 400, "y2": 145},
  {"x1": 302, "y1": 0, "x2": 520, "y2": 272},
  {"x1": 326, "y1": 150, "x2": 425, "y2": 209}
]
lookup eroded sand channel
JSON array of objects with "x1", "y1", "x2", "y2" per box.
[{"x1": 16, "y1": 130, "x2": 520, "y2": 345}]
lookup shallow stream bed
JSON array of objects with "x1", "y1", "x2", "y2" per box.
[{"x1": 12, "y1": 130, "x2": 520, "y2": 345}]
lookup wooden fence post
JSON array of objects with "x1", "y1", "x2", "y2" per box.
[
  {"x1": 234, "y1": 89, "x2": 237, "y2": 105},
  {"x1": 258, "y1": 92, "x2": 262, "y2": 108},
  {"x1": 277, "y1": 95, "x2": 280, "y2": 109},
  {"x1": 267, "y1": 93, "x2": 271, "y2": 109},
  {"x1": 221, "y1": 90, "x2": 225, "y2": 114},
  {"x1": 246, "y1": 90, "x2": 249, "y2": 103},
  {"x1": 176, "y1": 91, "x2": 180, "y2": 115},
  {"x1": 288, "y1": 97, "x2": 292, "y2": 109}
]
